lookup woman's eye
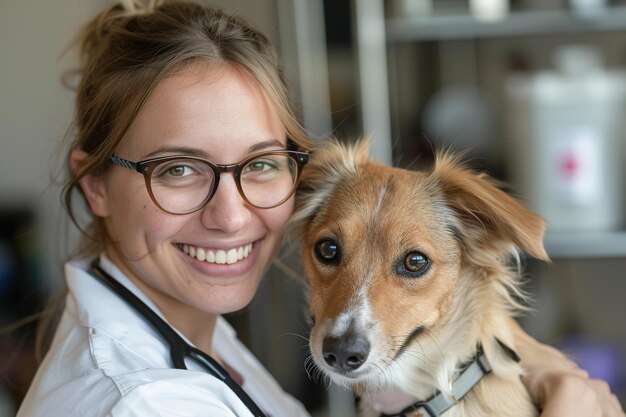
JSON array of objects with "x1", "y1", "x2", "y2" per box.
[
  {"x1": 400, "y1": 252, "x2": 431, "y2": 277},
  {"x1": 314, "y1": 238, "x2": 340, "y2": 264},
  {"x1": 154, "y1": 162, "x2": 198, "y2": 178},
  {"x1": 246, "y1": 160, "x2": 277, "y2": 172},
  {"x1": 167, "y1": 165, "x2": 192, "y2": 177}
]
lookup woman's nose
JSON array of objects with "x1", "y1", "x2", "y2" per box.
[{"x1": 200, "y1": 174, "x2": 251, "y2": 233}]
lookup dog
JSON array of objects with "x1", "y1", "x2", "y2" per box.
[{"x1": 291, "y1": 138, "x2": 548, "y2": 417}]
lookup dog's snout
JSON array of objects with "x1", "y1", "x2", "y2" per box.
[{"x1": 322, "y1": 335, "x2": 370, "y2": 372}]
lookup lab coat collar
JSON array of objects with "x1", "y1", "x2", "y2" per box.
[{"x1": 65, "y1": 254, "x2": 180, "y2": 370}]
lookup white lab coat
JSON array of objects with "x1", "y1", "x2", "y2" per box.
[{"x1": 17, "y1": 255, "x2": 311, "y2": 417}]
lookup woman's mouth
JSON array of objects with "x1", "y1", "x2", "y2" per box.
[{"x1": 180, "y1": 243, "x2": 254, "y2": 265}]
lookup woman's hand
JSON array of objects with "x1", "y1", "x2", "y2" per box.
[
  {"x1": 512, "y1": 320, "x2": 625, "y2": 417},
  {"x1": 532, "y1": 371, "x2": 623, "y2": 417}
]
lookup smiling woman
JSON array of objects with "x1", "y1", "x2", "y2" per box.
[
  {"x1": 79, "y1": 64, "x2": 298, "y2": 329},
  {"x1": 16, "y1": 2, "x2": 312, "y2": 417}
]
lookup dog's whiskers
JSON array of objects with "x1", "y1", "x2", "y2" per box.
[
  {"x1": 279, "y1": 332, "x2": 310, "y2": 344},
  {"x1": 304, "y1": 355, "x2": 326, "y2": 384}
]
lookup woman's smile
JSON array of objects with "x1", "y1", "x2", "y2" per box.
[
  {"x1": 175, "y1": 239, "x2": 263, "y2": 279},
  {"x1": 181, "y1": 242, "x2": 254, "y2": 264}
]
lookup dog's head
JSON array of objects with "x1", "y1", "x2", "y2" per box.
[{"x1": 292, "y1": 138, "x2": 547, "y2": 387}]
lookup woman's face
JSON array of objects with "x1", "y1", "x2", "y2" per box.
[{"x1": 89, "y1": 64, "x2": 292, "y2": 319}]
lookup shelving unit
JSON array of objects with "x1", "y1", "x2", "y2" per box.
[
  {"x1": 545, "y1": 231, "x2": 626, "y2": 258},
  {"x1": 353, "y1": 0, "x2": 626, "y2": 260},
  {"x1": 387, "y1": 7, "x2": 626, "y2": 42}
]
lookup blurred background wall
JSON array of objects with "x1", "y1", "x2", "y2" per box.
[{"x1": 1, "y1": 0, "x2": 626, "y2": 416}]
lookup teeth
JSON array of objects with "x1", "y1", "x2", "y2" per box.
[
  {"x1": 226, "y1": 249, "x2": 237, "y2": 264},
  {"x1": 184, "y1": 243, "x2": 254, "y2": 265}
]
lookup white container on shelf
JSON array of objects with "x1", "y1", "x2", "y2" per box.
[
  {"x1": 506, "y1": 46, "x2": 626, "y2": 233},
  {"x1": 470, "y1": 0, "x2": 509, "y2": 22}
]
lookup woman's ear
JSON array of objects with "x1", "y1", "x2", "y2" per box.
[{"x1": 70, "y1": 150, "x2": 110, "y2": 218}]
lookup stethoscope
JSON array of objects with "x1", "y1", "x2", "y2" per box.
[{"x1": 90, "y1": 260, "x2": 266, "y2": 417}]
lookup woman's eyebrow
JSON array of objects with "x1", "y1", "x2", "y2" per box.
[
  {"x1": 143, "y1": 146, "x2": 208, "y2": 159},
  {"x1": 248, "y1": 139, "x2": 286, "y2": 153},
  {"x1": 142, "y1": 139, "x2": 286, "y2": 159}
]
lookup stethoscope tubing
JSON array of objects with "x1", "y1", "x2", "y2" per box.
[{"x1": 90, "y1": 260, "x2": 266, "y2": 417}]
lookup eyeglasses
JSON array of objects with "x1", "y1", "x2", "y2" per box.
[{"x1": 108, "y1": 150, "x2": 309, "y2": 215}]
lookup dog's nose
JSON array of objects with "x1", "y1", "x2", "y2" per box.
[{"x1": 322, "y1": 335, "x2": 370, "y2": 372}]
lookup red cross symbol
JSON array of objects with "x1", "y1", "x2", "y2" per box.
[{"x1": 560, "y1": 152, "x2": 579, "y2": 179}]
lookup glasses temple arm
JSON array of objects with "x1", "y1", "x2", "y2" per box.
[{"x1": 109, "y1": 155, "x2": 140, "y2": 172}]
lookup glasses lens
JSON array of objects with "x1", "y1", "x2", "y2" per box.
[
  {"x1": 240, "y1": 153, "x2": 299, "y2": 208},
  {"x1": 149, "y1": 158, "x2": 215, "y2": 214}
]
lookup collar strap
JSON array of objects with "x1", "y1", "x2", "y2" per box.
[{"x1": 381, "y1": 339, "x2": 519, "y2": 417}]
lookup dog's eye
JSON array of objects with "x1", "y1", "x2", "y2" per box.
[
  {"x1": 315, "y1": 238, "x2": 340, "y2": 264},
  {"x1": 400, "y1": 252, "x2": 431, "y2": 276}
]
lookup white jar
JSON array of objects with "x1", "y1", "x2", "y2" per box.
[
  {"x1": 506, "y1": 46, "x2": 626, "y2": 232},
  {"x1": 470, "y1": 0, "x2": 509, "y2": 22}
]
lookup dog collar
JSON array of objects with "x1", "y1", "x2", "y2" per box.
[{"x1": 380, "y1": 340, "x2": 520, "y2": 417}]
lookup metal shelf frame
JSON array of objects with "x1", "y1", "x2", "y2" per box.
[
  {"x1": 387, "y1": 7, "x2": 626, "y2": 42},
  {"x1": 545, "y1": 231, "x2": 626, "y2": 259}
]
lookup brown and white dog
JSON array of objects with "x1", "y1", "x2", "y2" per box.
[{"x1": 292, "y1": 138, "x2": 548, "y2": 417}]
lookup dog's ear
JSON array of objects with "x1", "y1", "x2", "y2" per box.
[
  {"x1": 291, "y1": 137, "x2": 370, "y2": 226},
  {"x1": 429, "y1": 152, "x2": 548, "y2": 261}
]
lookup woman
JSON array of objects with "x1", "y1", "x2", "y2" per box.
[
  {"x1": 19, "y1": 2, "x2": 310, "y2": 416},
  {"x1": 17, "y1": 1, "x2": 624, "y2": 416}
]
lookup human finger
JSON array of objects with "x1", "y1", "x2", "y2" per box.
[{"x1": 588, "y1": 378, "x2": 625, "y2": 417}]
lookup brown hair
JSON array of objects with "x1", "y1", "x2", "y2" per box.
[{"x1": 65, "y1": 0, "x2": 311, "y2": 256}]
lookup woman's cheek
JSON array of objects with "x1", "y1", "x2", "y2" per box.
[
  {"x1": 107, "y1": 192, "x2": 179, "y2": 258},
  {"x1": 266, "y1": 198, "x2": 295, "y2": 232}
]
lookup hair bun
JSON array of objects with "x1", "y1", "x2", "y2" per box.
[
  {"x1": 118, "y1": 0, "x2": 166, "y2": 16},
  {"x1": 72, "y1": 0, "x2": 166, "y2": 84}
]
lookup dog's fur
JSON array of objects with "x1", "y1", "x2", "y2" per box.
[{"x1": 292, "y1": 138, "x2": 548, "y2": 417}]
